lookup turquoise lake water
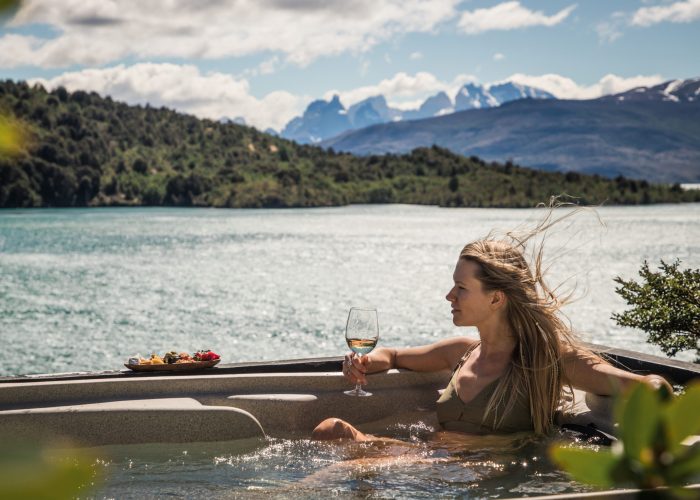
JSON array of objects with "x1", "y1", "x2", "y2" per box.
[
  {"x1": 1, "y1": 204, "x2": 698, "y2": 376},
  {"x1": 2, "y1": 204, "x2": 698, "y2": 498}
]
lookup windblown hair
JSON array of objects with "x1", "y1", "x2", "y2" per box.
[{"x1": 459, "y1": 201, "x2": 594, "y2": 435}]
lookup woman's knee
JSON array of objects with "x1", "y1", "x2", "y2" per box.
[{"x1": 312, "y1": 418, "x2": 359, "y2": 440}]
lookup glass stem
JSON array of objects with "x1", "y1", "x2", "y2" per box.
[{"x1": 355, "y1": 383, "x2": 362, "y2": 394}]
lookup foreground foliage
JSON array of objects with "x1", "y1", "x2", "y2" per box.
[
  {"x1": 1, "y1": 80, "x2": 698, "y2": 208},
  {"x1": 613, "y1": 260, "x2": 700, "y2": 362},
  {"x1": 551, "y1": 383, "x2": 700, "y2": 496},
  {"x1": 0, "y1": 441, "x2": 100, "y2": 500}
]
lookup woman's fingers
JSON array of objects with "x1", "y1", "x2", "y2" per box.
[
  {"x1": 350, "y1": 353, "x2": 367, "y2": 372},
  {"x1": 342, "y1": 354, "x2": 358, "y2": 383},
  {"x1": 347, "y1": 354, "x2": 366, "y2": 384},
  {"x1": 343, "y1": 353, "x2": 368, "y2": 384}
]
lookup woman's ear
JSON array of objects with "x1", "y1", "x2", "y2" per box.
[{"x1": 491, "y1": 290, "x2": 507, "y2": 310}]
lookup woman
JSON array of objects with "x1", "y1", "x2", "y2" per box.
[{"x1": 313, "y1": 235, "x2": 670, "y2": 441}]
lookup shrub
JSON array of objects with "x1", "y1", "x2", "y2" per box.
[
  {"x1": 613, "y1": 260, "x2": 700, "y2": 362},
  {"x1": 133, "y1": 158, "x2": 148, "y2": 174}
]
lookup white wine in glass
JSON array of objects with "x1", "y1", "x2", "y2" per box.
[{"x1": 344, "y1": 307, "x2": 379, "y2": 397}]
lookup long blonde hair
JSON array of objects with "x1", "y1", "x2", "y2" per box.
[{"x1": 459, "y1": 203, "x2": 591, "y2": 435}]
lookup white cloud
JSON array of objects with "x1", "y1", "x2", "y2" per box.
[
  {"x1": 0, "y1": 34, "x2": 43, "y2": 67},
  {"x1": 631, "y1": 0, "x2": 700, "y2": 26},
  {"x1": 257, "y1": 56, "x2": 280, "y2": 76},
  {"x1": 409, "y1": 51, "x2": 423, "y2": 60},
  {"x1": 359, "y1": 60, "x2": 370, "y2": 76},
  {"x1": 30, "y1": 63, "x2": 307, "y2": 131},
  {"x1": 313, "y1": 71, "x2": 665, "y2": 115},
  {"x1": 240, "y1": 56, "x2": 282, "y2": 78},
  {"x1": 595, "y1": 1, "x2": 700, "y2": 43},
  {"x1": 457, "y1": 1, "x2": 576, "y2": 35},
  {"x1": 29, "y1": 67, "x2": 669, "y2": 131},
  {"x1": 595, "y1": 13, "x2": 626, "y2": 44},
  {"x1": 493, "y1": 52, "x2": 505, "y2": 61},
  {"x1": 1, "y1": 0, "x2": 460, "y2": 69},
  {"x1": 504, "y1": 73, "x2": 666, "y2": 99},
  {"x1": 322, "y1": 71, "x2": 477, "y2": 109}
]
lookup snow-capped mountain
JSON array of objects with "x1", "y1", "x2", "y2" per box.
[
  {"x1": 403, "y1": 91, "x2": 453, "y2": 120},
  {"x1": 454, "y1": 82, "x2": 555, "y2": 111},
  {"x1": 281, "y1": 95, "x2": 350, "y2": 144},
  {"x1": 454, "y1": 83, "x2": 497, "y2": 110},
  {"x1": 321, "y1": 77, "x2": 700, "y2": 183},
  {"x1": 488, "y1": 82, "x2": 554, "y2": 104},
  {"x1": 280, "y1": 82, "x2": 554, "y2": 144},
  {"x1": 598, "y1": 77, "x2": 700, "y2": 103},
  {"x1": 347, "y1": 95, "x2": 401, "y2": 130}
]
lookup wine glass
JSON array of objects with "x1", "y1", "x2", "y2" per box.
[{"x1": 343, "y1": 307, "x2": 379, "y2": 397}]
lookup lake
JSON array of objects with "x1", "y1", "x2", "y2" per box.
[{"x1": 1, "y1": 204, "x2": 698, "y2": 377}]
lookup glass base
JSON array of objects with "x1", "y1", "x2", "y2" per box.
[{"x1": 344, "y1": 387, "x2": 372, "y2": 397}]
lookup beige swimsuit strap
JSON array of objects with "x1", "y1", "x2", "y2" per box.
[{"x1": 452, "y1": 341, "x2": 481, "y2": 375}]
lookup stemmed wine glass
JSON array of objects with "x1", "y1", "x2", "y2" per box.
[{"x1": 343, "y1": 307, "x2": 379, "y2": 397}]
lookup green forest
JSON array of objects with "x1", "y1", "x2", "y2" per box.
[{"x1": 1, "y1": 80, "x2": 698, "y2": 208}]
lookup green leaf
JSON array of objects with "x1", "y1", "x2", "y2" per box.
[
  {"x1": 616, "y1": 383, "x2": 662, "y2": 461},
  {"x1": 0, "y1": 444, "x2": 100, "y2": 500},
  {"x1": 549, "y1": 445, "x2": 620, "y2": 488},
  {"x1": 0, "y1": 0, "x2": 21, "y2": 23},
  {"x1": 666, "y1": 383, "x2": 700, "y2": 454},
  {"x1": 667, "y1": 445, "x2": 700, "y2": 484},
  {"x1": 0, "y1": 116, "x2": 25, "y2": 156}
]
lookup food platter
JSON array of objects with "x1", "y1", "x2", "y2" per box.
[{"x1": 124, "y1": 359, "x2": 220, "y2": 372}]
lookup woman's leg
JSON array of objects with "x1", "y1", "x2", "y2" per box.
[{"x1": 311, "y1": 418, "x2": 370, "y2": 441}]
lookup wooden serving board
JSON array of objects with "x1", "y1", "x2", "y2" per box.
[{"x1": 124, "y1": 359, "x2": 220, "y2": 372}]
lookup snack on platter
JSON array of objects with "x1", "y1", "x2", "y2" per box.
[{"x1": 124, "y1": 350, "x2": 220, "y2": 371}]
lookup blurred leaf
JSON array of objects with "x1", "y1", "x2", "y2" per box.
[
  {"x1": 666, "y1": 383, "x2": 700, "y2": 454},
  {"x1": 0, "y1": 442, "x2": 100, "y2": 500},
  {"x1": 667, "y1": 445, "x2": 700, "y2": 484},
  {"x1": 0, "y1": 115, "x2": 26, "y2": 156},
  {"x1": 668, "y1": 486, "x2": 700, "y2": 500},
  {"x1": 550, "y1": 446, "x2": 620, "y2": 488},
  {"x1": 616, "y1": 383, "x2": 661, "y2": 462},
  {"x1": 555, "y1": 383, "x2": 700, "y2": 493},
  {"x1": 0, "y1": 0, "x2": 21, "y2": 21}
]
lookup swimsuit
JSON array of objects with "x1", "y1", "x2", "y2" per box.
[{"x1": 435, "y1": 344, "x2": 533, "y2": 433}]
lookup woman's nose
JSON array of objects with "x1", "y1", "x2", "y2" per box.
[{"x1": 445, "y1": 288, "x2": 455, "y2": 302}]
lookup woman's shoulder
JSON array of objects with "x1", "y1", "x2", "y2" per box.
[
  {"x1": 434, "y1": 336, "x2": 479, "y2": 366},
  {"x1": 427, "y1": 335, "x2": 478, "y2": 350},
  {"x1": 392, "y1": 336, "x2": 478, "y2": 373},
  {"x1": 443, "y1": 336, "x2": 479, "y2": 348}
]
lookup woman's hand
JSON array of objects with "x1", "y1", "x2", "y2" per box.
[
  {"x1": 342, "y1": 353, "x2": 369, "y2": 385},
  {"x1": 641, "y1": 374, "x2": 674, "y2": 396}
]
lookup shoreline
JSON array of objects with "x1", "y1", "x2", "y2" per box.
[{"x1": 2, "y1": 200, "x2": 700, "y2": 212}]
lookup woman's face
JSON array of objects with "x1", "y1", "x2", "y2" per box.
[{"x1": 445, "y1": 259, "x2": 497, "y2": 327}]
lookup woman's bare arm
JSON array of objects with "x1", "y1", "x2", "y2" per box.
[
  {"x1": 562, "y1": 346, "x2": 672, "y2": 395},
  {"x1": 344, "y1": 337, "x2": 477, "y2": 385}
]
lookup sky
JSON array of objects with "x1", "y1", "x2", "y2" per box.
[{"x1": 0, "y1": 0, "x2": 698, "y2": 131}]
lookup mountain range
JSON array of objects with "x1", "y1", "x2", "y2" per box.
[
  {"x1": 4, "y1": 79, "x2": 696, "y2": 209},
  {"x1": 321, "y1": 78, "x2": 700, "y2": 183},
  {"x1": 280, "y1": 81, "x2": 554, "y2": 144}
]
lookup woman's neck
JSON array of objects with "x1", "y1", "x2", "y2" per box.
[{"x1": 476, "y1": 318, "x2": 516, "y2": 360}]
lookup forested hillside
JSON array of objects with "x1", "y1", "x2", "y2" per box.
[{"x1": 1, "y1": 80, "x2": 697, "y2": 208}]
